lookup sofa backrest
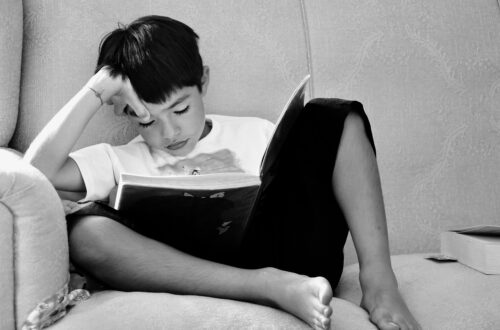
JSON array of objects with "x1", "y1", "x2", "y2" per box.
[
  {"x1": 0, "y1": 0, "x2": 22, "y2": 147},
  {"x1": 9, "y1": 0, "x2": 500, "y2": 264},
  {"x1": 12, "y1": 0, "x2": 312, "y2": 152}
]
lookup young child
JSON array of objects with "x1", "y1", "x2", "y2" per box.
[{"x1": 24, "y1": 15, "x2": 420, "y2": 330}]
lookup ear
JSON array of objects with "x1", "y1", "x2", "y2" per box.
[{"x1": 201, "y1": 66, "x2": 210, "y2": 96}]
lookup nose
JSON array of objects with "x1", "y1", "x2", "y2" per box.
[{"x1": 161, "y1": 118, "x2": 180, "y2": 140}]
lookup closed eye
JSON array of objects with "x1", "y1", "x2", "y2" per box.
[
  {"x1": 139, "y1": 120, "x2": 155, "y2": 128},
  {"x1": 174, "y1": 106, "x2": 189, "y2": 115}
]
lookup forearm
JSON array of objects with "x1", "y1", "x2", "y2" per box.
[{"x1": 24, "y1": 86, "x2": 101, "y2": 181}]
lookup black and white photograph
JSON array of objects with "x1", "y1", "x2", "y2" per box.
[{"x1": 1, "y1": 1, "x2": 499, "y2": 329}]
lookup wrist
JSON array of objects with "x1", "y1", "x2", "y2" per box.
[
  {"x1": 86, "y1": 86, "x2": 104, "y2": 106},
  {"x1": 85, "y1": 68, "x2": 120, "y2": 104}
]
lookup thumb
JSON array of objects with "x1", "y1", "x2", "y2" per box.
[
  {"x1": 122, "y1": 77, "x2": 150, "y2": 121},
  {"x1": 129, "y1": 99, "x2": 150, "y2": 121}
]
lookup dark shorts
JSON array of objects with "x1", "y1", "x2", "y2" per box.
[{"x1": 67, "y1": 98, "x2": 375, "y2": 288}]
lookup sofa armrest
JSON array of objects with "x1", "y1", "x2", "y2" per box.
[
  {"x1": 0, "y1": 148, "x2": 70, "y2": 329},
  {"x1": 0, "y1": 202, "x2": 15, "y2": 329}
]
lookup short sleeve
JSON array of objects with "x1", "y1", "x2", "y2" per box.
[{"x1": 69, "y1": 143, "x2": 116, "y2": 202}]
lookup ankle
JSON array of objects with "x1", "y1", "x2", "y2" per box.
[
  {"x1": 254, "y1": 267, "x2": 284, "y2": 306},
  {"x1": 359, "y1": 265, "x2": 398, "y2": 294},
  {"x1": 255, "y1": 267, "x2": 310, "y2": 308}
]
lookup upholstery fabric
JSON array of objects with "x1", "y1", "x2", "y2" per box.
[
  {"x1": 0, "y1": 203, "x2": 15, "y2": 330},
  {"x1": 0, "y1": 0, "x2": 22, "y2": 147},
  {"x1": 49, "y1": 292, "x2": 376, "y2": 330},
  {"x1": 336, "y1": 254, "x2": 500, "y2": 330},
  {"x1": 0, "y1": 150, "x2": 70, "y2": 328}
]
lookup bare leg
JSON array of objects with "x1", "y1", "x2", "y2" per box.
[
  {"x1": 69, "y1": 215, "x2": 332, "y2": 329},
  {"x1": 332, "y1": 113, "x2": 421, "y2": 330}
]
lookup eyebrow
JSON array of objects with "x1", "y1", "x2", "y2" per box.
[
  {"x1": 124, "y1": 93, "x2": 190, "y2": 118},
  {"x1": 166, "y1": 93, "x2": 190, "y2": 110}
]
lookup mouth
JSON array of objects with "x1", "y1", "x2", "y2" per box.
[{"x1": 166, "y1": 139, "x2": 189, "y2": 151}]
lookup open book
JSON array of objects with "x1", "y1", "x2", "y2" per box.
[
  {"x1": 113, "y1": 76, "x2": 310, "y2": 260},
  {"x1": 440, "y1": 225, "x2": 500, "y2": 274}
]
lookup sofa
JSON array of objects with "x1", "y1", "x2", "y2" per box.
[{"x1": 2, "y1": 0, "x2": 500, "y2": 329}]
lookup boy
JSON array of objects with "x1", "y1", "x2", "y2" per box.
[{"x1": 24, "y1": 15, "x2": 420, "y2": 330}]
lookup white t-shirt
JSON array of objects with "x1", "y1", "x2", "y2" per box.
[{"x1": 69, "y1": 114, "x2": 275, "y2": 202}]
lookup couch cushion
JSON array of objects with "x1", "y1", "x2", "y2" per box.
[
  {"x1": 50, "y1": 290, "x2": 376, "y2": 329},
  {"x1": 0, "y1": 0, "x2": 22, "y2": 147},
  {"x1": 336, "y1": 254, "x2": 500, "y2": 330}
]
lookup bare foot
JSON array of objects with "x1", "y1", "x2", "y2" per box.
[
  {"x1": 262, "y1": 268, "x2": 333, "y2": 329},
  {"x1": 361, "y1": 287, "x2": 421, "y2": 330}
]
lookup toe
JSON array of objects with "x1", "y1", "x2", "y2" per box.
[
  {"x1": 378, "y1": 320, "x2": 400, "y2": 330},
  {"x1": 314, "y1": 310, "x2": 331, "y2": 330},
  {"x1": 319, "y1": 315, "x2": 330, "y2": 329},
  {"x1": 312, "y1": 319, "x2": 326, "y2": 330},
  {"x1": 314, "y1": 277, "x2": 333, "y2": 305},
  {"x1": 371, "y1": 311, "x2": 400, "y2": 330},
  {"x1": 323, "y1": 305, "x2": 333, "y2": 318}
]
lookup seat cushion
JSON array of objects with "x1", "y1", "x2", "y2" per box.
[
  {"x1": 49, "y1": 290, "x2": 376, "y2": 329},
  {"x1": 336, "y1": 254, "x2": 500, "y2": 330}
]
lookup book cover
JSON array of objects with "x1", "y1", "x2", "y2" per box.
[
  {"x1": 113, "y1": 76, "x2": 310, "y2": 258},
  {"x1": 440, "y1": 225, "x2": 500, "y2": 275}
]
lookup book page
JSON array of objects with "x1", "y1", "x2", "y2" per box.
[
  {"x1": 259, "y1": 75, "x2": 310, "y2": 179},
  {"x1": 450, "y1": 225, "x2": 500, "y2": 236}
]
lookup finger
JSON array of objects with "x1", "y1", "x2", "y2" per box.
[
  {"x1": 129, "y1": 99, "x2": 150, "y2": 121},
  {"x1": 123, "y1": 79, "x2": 150, "y2": 121},
  {"x1": 110, "y1": 97, "x2": 126, "y2": 115}
]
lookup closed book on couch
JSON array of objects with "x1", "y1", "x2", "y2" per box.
[{"x1": 440, "y1": 225, "x2": 500, "y2": 275}]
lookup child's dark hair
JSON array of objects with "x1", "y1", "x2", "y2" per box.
[{"x1": 96, "y1": 15, "x2": 203, "y2": 103}]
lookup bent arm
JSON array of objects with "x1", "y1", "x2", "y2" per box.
[
  {"x1": 24, "y1": 86, "x2": 101, "y2": 191},
  {"x1": 24, "y1": 67, "x2": 150, "y2": 192}
]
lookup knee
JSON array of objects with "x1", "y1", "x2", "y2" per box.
[
  {"x1": 343, "y1": 112, "x2": 366, "y2": 139},
  {"x1": 68, "y1": 215, "x2": 114, "y2": 272},
  {"x1": 339, "y1": 112, "x2": 375, "y2": 152}
]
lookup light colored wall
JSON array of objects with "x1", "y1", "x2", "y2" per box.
[{"x1": 306, "y1": 0, "x2": 500, "y2": 264}]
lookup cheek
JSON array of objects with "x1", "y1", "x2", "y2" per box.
[
  {"x1": 139, "y1": 129, "x2": 160, "y2": 146},
  {"x1": 182, "y1": 113, "x2": 204, "y2": 134}
]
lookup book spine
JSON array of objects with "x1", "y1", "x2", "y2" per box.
[
  {"x1": 440, "y1": 232, "x2": 489, "y2": 275},
  {"x1": 485, "y1": 244, "x2": 500, "y2": 275}
]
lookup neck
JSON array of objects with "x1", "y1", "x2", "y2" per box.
[{"x1": 199, "y1": 119, "x2": 212, "y2": 140}]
